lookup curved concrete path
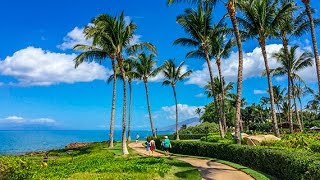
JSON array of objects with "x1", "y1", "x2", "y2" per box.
[{"x1": 128, "y1": 142, "x2": 254, "y2": 180}]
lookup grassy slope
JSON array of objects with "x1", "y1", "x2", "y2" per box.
[{"x1": 0, "y1": 142, "x2": 201, "y2": 180}]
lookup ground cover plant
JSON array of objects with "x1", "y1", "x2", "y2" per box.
[{"x1": 0, "y1": 142, "x2": 201, "y2": 180}]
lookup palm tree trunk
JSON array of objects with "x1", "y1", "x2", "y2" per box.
[
  {"x1": 227, "y1": 0, "x2": 243, "y2": 144},
  {"x1": 259, "y1": 38, "x2": 280, "y2": 137},
  {"x1": 127, "y1": 80, "x2": 132, "y2": 141},
  {"x1": 109, "y1": 58, "x2": 116, "y2": 148},
  {"x1": 118, "y1": 58, "x2": 129, "y2": 155},
  {"x1": 204, "y1": 49, "x2": 225, "y2": 138},
  {"x1": 217, "y1": 57, "x2": 227, "y2": 133},
  {"x1": 291, "y1": 79, "x2": 303, "y2": 132},
  {"x1": 144, "y1": 81, "x2": 156, "y2": 137},
  {"x1": 282, "y1": 36, "x2": 294, "y2": 133},
  {"x1": 214, "y1": 95, "x2": 225, "y2": 138},
  {"x1": 303, "y1": 0, "x2": 320, "y2": 93},
  {"x1": 172, "y1": 85, "x2": 180, "y2": 140},
  {"x1": 298, "y1": 96, "x2": 304, "y2": 129}
]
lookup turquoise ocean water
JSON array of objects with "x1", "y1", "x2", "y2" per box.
[{"x1": 0, "y1": 130, "x2": 171, "y2": 155}]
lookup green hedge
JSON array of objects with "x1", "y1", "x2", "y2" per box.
[
  {"x1": 149, "y1": 134, "x2": 205, "y2": 141},
  {"x1": 163, "y1": 141, "x2": 320, "y2": 180}
]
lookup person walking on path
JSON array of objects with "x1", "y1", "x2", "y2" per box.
[
  {"x1": 135, "y1": 133, "x2": 140, "y2": 144},
  {"x1": 145, "y1": 140, "x2": 151, "y2": 155},
  {"x1": 162, "y1": 136, "x2": 171, "y2": 156},
  {"x1": 150, "y1": 139, "x2": 156, "y2": 156}
]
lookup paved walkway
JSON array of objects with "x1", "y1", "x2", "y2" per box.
[{"x1": 128, "y1": 142, "x2": 254, "y2": 180}]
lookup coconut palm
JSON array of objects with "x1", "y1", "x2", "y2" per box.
[
  {"x1": 301, "y1": 0, "x2": 320, "y2": 93},
  {"x1": 195, "y1": 107, "x2": 202, "y2": 119},
  {"x1": 79, "y1": 13, "x2": 156, "y2": 155},
  {"x1": 162, "y1": 60, "x2": 192, "y2": 140},
  {"x1": 272, "y1": 86, "x2": 286, "y2": 123},
  {"x1": 237, "y1": 0, "x2": 293, "y2": 137},
  {"x1": 167, "y1": 0, "x2": 244, "y2": 144},
  {"x1": 73, "y1": 14, "x2": 117, "y2": 148},
  {"x1": 307, "y1": 94, "x2": 320, "y2": 114},
  {"x1": 272, "y1": 45, "x2": 313, "y2": 132},
  {"x1": 134, "y1": 53, "x2": 161, "y2": 137},
  {"x1": 175, "y1": 3, "x2": 228, "y2": 138}
]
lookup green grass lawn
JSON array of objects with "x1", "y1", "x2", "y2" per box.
[{"x1": 0, "y1": 142, "x2": 201, "y2": 180}]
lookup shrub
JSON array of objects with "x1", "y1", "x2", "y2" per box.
[
  {"x1": 310, "y1": 142, "x2": 320, "y2": 153},
  {"x1": 167, "y1": 141, "x2": 320, "y2": 180},
  {"x1": 0, "y1": 156, "x2": 38, "y2": 179},
  {"x1": 179, "y1": 122, "x2": 219, "y2": 134},
  {"x1": 148, "y1": 134, "x2": 205, "y2": 141}
]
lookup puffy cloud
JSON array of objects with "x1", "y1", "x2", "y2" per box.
[
  {"x1": 2, "y1": 116, "x2": 56, "y2": 124},
  {"x1": 195, "y1": 93, "x2": 205, "y2": 98},
  {"x1": 58, "y1": 27, "x2": 93, "y2": 50},
  {"x1": 4, "y1": 116, "x2": 25, "y2": 123},
  {"x1": 161, "y1": 104, "x2": 203, "y2": 120},
  {"x1": 31, "y1": 118, "x2": 56, "y2": 124},
  {"x1": 185, "y1": 44, "x2": 317, "y2": 87},
  {"x1": 253, "y1": 89, "x2": 267, "y2": 95},
  {"x1": 0, "y1": 47, "x2": 110, "y2": 86}
]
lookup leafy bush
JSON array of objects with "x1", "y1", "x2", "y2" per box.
[
  {"x1": 179, "y1": 122, "x2": 219, "y2": 134},
  {"x1": 148, "y1": 134, "x2": 205, "y2": 141},
  {"x1": 310, "y1": 142, "x2": 320, "y2": 153},
  {"x1": 0, "y1": 156, "x2": 38, "y2": 179},
  {"x1": 167, "y1": 141, "x2": 320, "y2": 180}
]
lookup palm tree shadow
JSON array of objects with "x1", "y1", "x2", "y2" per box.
[{"x1": 174, "y1": 169, "x2": 199, "y2": 178}]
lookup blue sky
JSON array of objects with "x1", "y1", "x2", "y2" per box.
[{"x1": 0, "y1": 0, "x2": 319, "y2": 130}]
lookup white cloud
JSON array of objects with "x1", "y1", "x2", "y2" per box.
[
  {"x1": 185, "y1": 44, "x2": 317, "y2": 87},
  {"x1": 253, "y1": 89, "x2": 267, "y2": 95},
  {"x1": 5, "y1": 116, "x2": 24, "y2": 120},
  {"x1": 58, "y1": 27, "x2": 93, "y2": 50},
  {"x1": 31, "y1": 118, "x2": 56, "y2": 124},
  {"x1": 0, "y1": 47, "x2": 110, "y2": 86},
  {"x1": 2, "y1": 116, "x2": 56, "y2": 125},
  {"x1": 4, "y1": 116, "x2": 25, "y2": 123},
  {"x1": 161, "y1": 104, "x2": 203, "y2": 120},
  {"x1": 129, "y1": 34, "x2": 141, "y2": 46},
  {"x1": 195, "y1": 93, "x2": 205, "y2": 98}
]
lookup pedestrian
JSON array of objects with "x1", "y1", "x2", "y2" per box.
[
  {"x1": 136, "y1": 133, "x2": 140, "y2": 144},
  {"x1": 162, "y1": 136, "x2": 171, "y2": 156},
  {"x1": 150, "y1": 139, "x2": 156, "y2": 156},
  {"x1": 145, "y1": 140, "x2": 151, "y2": 155}
]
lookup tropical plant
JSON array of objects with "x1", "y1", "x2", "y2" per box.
[
  {"x1": 175, "y1": 3, "x2": 228, "y2": 138},
  {"x1": 76, "y1": 13, "x2": 156, "y2": 155},
  {"x1": 195, "y1": 107, "x2": 202, "y2": 120},
  {"x1": 134, "y1": 53, "x2": 161, "y2": 137},
  {"x1": 162, "y1": 59, "x2": 192, "y2": 140},
  {"x1": 73, "y1": 14, "x2": 117, "y2": 148},
  {"x1": 272, "y1": 45, "x2": 313, "y2": 131},
  {"x1": 167, "y1": 0, "x2": 244, "y2": 144},
  {"x1": 237, "y1": 0, "x2": 293, "y2": 137},
  {"x1": 301, "y1": 0, "x2": 320, "y2": 93}
]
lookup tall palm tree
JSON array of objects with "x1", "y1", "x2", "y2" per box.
[
  {"x1": 272, "y1": 86, "x2": 286, "y2": 123},
  {"x1": 272, "y1": 45, "x2": 313, "y2": 132},
  {"x1": 237, "y1": 0, "x2": 292, "y2": 137},
  {"x1": 82, "y1": 13, "x2": 156, "y2": 155},
  {"x1": 295, "y1": 81, "x2": 313, "y2": 127},
  {"x1": 195, "y1": 107, "x2": 202, "y2": 119},
  {"x1": 134, "y1": 53, "x2": 161, "y2": 137},
  {"x1": 301, "y1": 0, "x2": 320, "y2": 93},
  {"x1": 73, "y1": 14, "x2": 117, "y2": 148},
  {"x1": 167, "y1": 0, "x2": 244, "y2": 144},
  {"x1": 162, "y1": 60, "x2": 192, "y2": 140},
  {"x1": 175, "y1": 3, "x2": 227, "y2": 138}
]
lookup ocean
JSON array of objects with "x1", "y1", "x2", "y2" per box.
[{"x1": 0, "y1": 130, "x2": 172, "y2": 155}]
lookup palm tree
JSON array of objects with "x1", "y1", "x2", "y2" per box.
[
  {"x1": 134, "y1": 53, "x2": 161, "y2": 137},
  {"x1": 82, "y1": 13, "x2": 156, "y2": 155},
  {"x1": 237, "y1": 0, "x2": 292, "y2": 137},
  {"x1": 307, "y1": 94, "x2": 320, "y2": 114},
  {"x1": 195, "y1": 107, "x2": 202, "y2": 119},
  {"x1": 301, "y1": 0, "x2": 320, "y2": 93},
  {"x1": 73, "y1": 14, "x2": 117, "y2": 148},
  {"x1": 167, "y1": 0, "x2": 244, "y2": 144},
  {"x1": 295, "y1": 82, "x2": 313, "y2": 128},
  {"x1": 162, "y1": 60, "x2": 192, "y2": 140},
  {"x1": 272, "y1": 45, "x2": 313, "y2": 132},
  {"x1": 175, "y1": 3, "x2": 227, "y2": 138},
  {"x1": 272, "y1": 86, "x2": 286, "y2": 123}
]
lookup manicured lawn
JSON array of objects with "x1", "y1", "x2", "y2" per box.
[{"x1": 0, "y1": 142, "x2": 201, "y2": 180}]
